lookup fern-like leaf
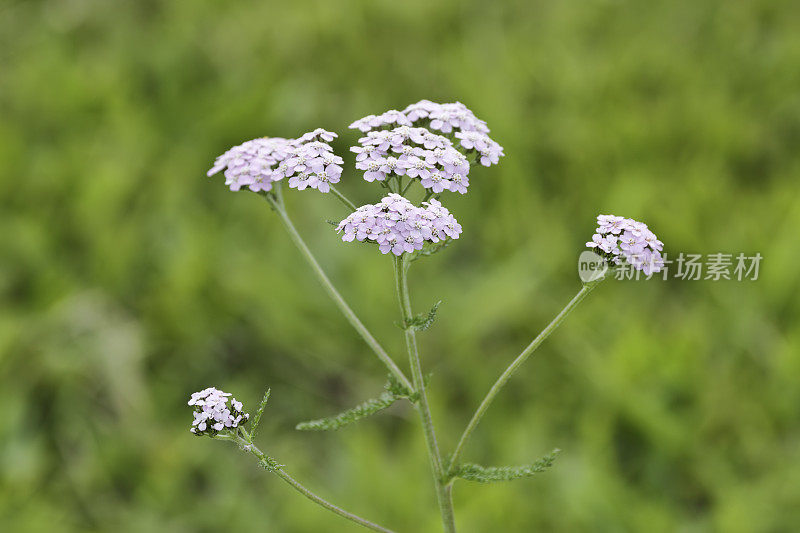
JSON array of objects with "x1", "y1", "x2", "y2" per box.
[
  {"x1": 296, "y1": 391, "x2": 398, "y2": 431},
  {"x1": 451, "y1": 449, "x2": 561, "y2": 483},
  {"x1": 385, "y1": 374, "x2": 413, "y2": 398},
  {"x1": 404, "y1": 301, "x2": 441, "y2": 331},
  {"x1": 249, "y1": 388, "x2": 271, "y2": 437},
  {"x1": 258, "y1": 455, "x2": 284, "y2": 472},
  {"x1": 386, "y1": 373, "x2": 422, "y2": 403},
  {"x1": 411, "y1": 240, "x2": 450, "y2": 262}
]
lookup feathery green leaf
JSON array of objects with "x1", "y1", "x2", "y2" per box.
[
  {"x1": 384, "y1": 373, "x2": 411, "y2": 397},
  {"x1": 451, "y1": 449, "x2": 560, "y2": 483},
  {"x1": 249, "y1": 388, "x2": 271, "y2": 437},
  {"x1": 404, "y1": 300, "x2": 441, "y2": 331},
  {"x1": 295, "y1": 391, "x2": 398, "y2": 431},
  {"x1": 411, "y1": 240, "x2": 450, "y2": 262},
  {"x1": 258, "y1": 455, "x2": 284, "y2": 473}
]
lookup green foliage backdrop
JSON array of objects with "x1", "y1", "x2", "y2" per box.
[{"x1": 2, "y1": 0, "x2": 799, "y2": 531}]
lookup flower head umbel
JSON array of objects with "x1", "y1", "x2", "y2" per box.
[
  {"x1": 208, "y1": 129, "x2": 343, "y2": 194},
  {"x1": 207, "y1": 137, "x2": 295, "y2": 192},
  {"x1": 188, "y1": 387, "x2": 250, "y2": 436},
  {"x1": 352, "y1": 126, "x2": 471, "y2": 194},
  {"x1": 336, "y1": 194, "x2": 462, "y2": 256},
  {"x1": 275, "y1": 129, "x2": 343, "y2": 193},
  {"x1": 351, "y1": 101, "x2": 504, "y2": 171},
  {"x1": 586, "y1": 215, "x2": 664, "y2": 274},
  {"x1": 418, "y1": 101, "x2": 490, "y2": 134}
]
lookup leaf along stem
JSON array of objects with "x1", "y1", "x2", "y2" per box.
[{"x1": 295, "y1": 391, "x2": 398, "y2": 431}]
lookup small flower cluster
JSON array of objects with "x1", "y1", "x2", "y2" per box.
[
  {"x1": 188, "y1": 387, "x2": 249, "y2": 436},
  {"x1": 207, "y1": 137, "x2": 295, "y2": 192},
  {"x1": 404, "y1": 100, "x2": 490, "y2": 134},
  {"x1": 350, "y1": 101, "x2": 505, "y2": 168},
  {"x1": 349, "y1": 110, "x2": 412, "y2": 132},
  {"x1": 276, "y1": 129, "x2": 344, "y2": 193},
  {"x1": 586, "y1": 215, "x2": 665, "y2": 274},
  {"x1": 454, "y1": 131, "x2": 504, "y2": 167},
  {"x1": 207, "y1": 129, "x2": 343, "y2": 194},
  {"x1": 352, "y1": 126, "x2": 471, "y2": 193},
  {"x1": 336, "y1": 194, "x2": 462, "y2": 256}
]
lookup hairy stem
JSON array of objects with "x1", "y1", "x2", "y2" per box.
[
  {"x1": 447, "y1": 281, "x2": 601, "y2": 477},
  {"x1": 266, "y1": 190, "x2": 413, "y2": 392},
  {"x1": 232, "y1": 431, "x2": 394, "y2": 533},
  {"x1": 393, "y1": 255, "x2": 457, "y2": 533},
  {"x1": 329, "y1": 184, "x2": 357, "y2": 211}
]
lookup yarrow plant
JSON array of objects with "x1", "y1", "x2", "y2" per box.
[
  {"x1": 208, "y1": 128, "x2": 343, "y2": 194},
  {"x1": 196, "y1": 100, "x2": 664, "y2": 532},
  {"x1": 188, "y1": 387, "x2": 249, "y2": 435},
  {"x1": 587, "y1": 215, "x2": 665, "y2": 274},
  {"x1": 336, "y1": 194, "x2": 461, "y2": 255}
]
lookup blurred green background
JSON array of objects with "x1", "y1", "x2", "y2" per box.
[{"x1": 2, "y1": 0, "x2": 799, "y2": 531}]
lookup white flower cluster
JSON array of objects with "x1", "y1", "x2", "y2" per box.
[
  {"x1": 587, "y1": 215, "x2": 665, "y2": 275},
  {"x1": 207, "y1": 129, "x2": 343, "y2": 194},
  {"x1": 336, "y1": 193, "x2": 462, "y2": 256},
  {"x1": 349, "y1": 109, "x2": 412, "y2": 132},
  {"x1": 352, "y1": 126, "x2": 472, "y2": 193},
  {"x1": 207, "y1": 137, "x2": 295, "y2": 192},
  {"x1": 188, "y1": 387, "x2": 249, "y2": 436},
  {"x1": 404, "y1": 100, "x2": 489, "y2": 134},
  {"x1": 274, "y1": 129, "x2": 344, "y2": 193},
  {"x1": 349, "y1": 101, "x2": 504, "y2": 168}
]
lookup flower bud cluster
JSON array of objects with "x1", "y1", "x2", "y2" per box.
[
  {"x1": 586, "y1": 215, "x2": 665, "y2": 274},
  {"x1": 188, "y1": 387, "x2": 249, "y2": 436},
  {"x1": 336, "y1": 194, "x2": 462, "y2": 256}
]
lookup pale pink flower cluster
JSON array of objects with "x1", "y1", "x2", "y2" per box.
[
  {"x1": 350, "y1": 101, "x2": 505, "y2": 169},
  {"x1": 587, "y1": 215, "x2": 665, "y2": 274},
  {"x1": 208, "y1": 129, "x2": 343, "y2": 193},
  {"x1": 336, "y1": 194, "x2": 462, "y2": 256},
  {"x1": 188, "y1": 387, "x2": 249, "y2": 436},
  {"x1": 352, "y1": 126, "x2": 472, "y2": 193}
]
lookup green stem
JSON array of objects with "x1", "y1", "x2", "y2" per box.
[
  {"x1": 266, "y1": 190, "x2": 413, "y2": 392},
  {"x1": 401, "y1": 178, "x2": 415, "y2": 196},
  {"x1": 233, "y1": 432, "x2": 394, "y2": 533},
  {"x1": 447, "y1": 281, "x2": 601, "y2": 477},
  {"x1": 393, "y1": 255, "x2": 457, "y2": 533},
  {"x1": 329, "y1": 185, "x2": 357, "y2": 211}
]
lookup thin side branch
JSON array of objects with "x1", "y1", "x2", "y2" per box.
[
  {"x1": 265, "y1": 190, "x2": 413, "y2": 392},
  {"x1": 448, "y1": 281, "x2": 602, "y2": 474}
]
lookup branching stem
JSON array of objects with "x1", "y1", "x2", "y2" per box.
[
  {"x1": 329, "y1": 184, "x2": 357, "y2": 211},
  {"x1": 266, "y1": 188, "x2": 413, "y2": 392},
  {"x1": 447, "y1": 281, "x2": 602, "y2": 478},
  {"x1": 229, "y1": 430, "x2": 394, "y2": 532}
]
